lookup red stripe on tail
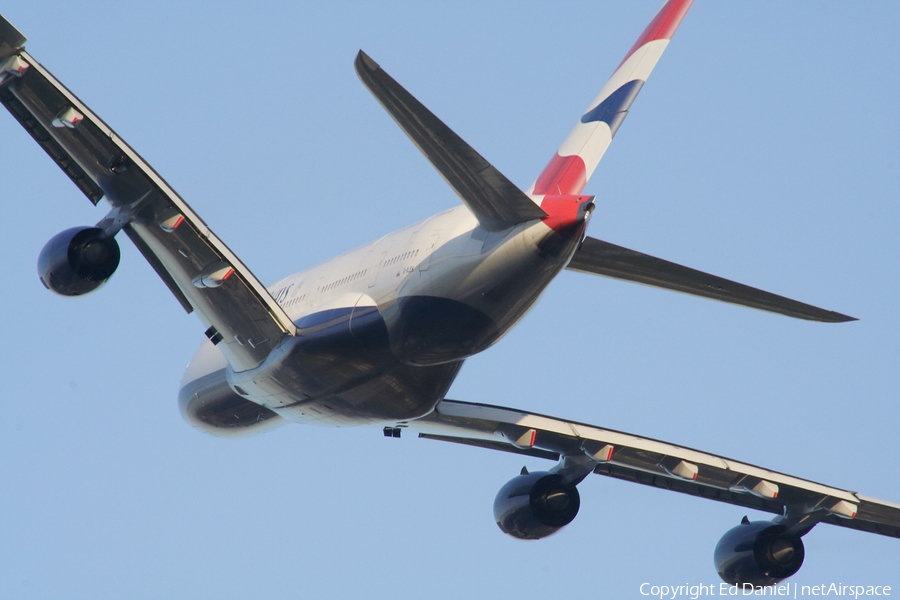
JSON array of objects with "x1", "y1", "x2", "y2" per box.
[
  {"x1": 616, "y1": 0, "x2": 694, "y2": 70},
  {"x1": 533, "y1": 154, "x2": 587, "y2": 196}
]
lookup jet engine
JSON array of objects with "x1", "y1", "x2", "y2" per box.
[
  {"x1": 714, "y1": 519, "x2": 805, "y2": 586},
  {"x1": 493, "y1": 471, "x2": 580, "y2": 540},
  {"x1": 38, "y1": 226, "x2": 120, "y2": 296}
]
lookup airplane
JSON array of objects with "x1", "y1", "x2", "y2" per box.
[{"x1": 2, "y1": 0, "x2": 897, "y2": 588}]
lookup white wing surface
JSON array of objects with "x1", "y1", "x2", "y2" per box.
[
  {"x1": 405, "y1": 399, "x2": 900, "y2": 539},
  {"x1": 0, "y1": 19, "x2": 296, "y2": 372}
]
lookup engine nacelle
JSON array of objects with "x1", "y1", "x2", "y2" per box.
[
  {"x1": 493, "y1": 471, "x2": 580, "y2": 540},
  {"x1": 714, "y1": 520, "x2": 805, "y2": 587},
  {"x1": 38, "y1": 227, "x2": 120, "y2": 296}
]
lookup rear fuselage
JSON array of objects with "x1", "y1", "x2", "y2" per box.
[{"x1": 180, "y1": 202, "x2": 590, "y2": 431}]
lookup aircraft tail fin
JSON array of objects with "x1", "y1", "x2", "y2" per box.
[
  {"x1": 530, "y1": 0, "x2": 694, "y2": 196},
  {"x1": 568, "y1": 237, "x2": 856, "y2": 323},
  {"x1": 355, "y1": 51, "x2": 547, "y2": 232}
]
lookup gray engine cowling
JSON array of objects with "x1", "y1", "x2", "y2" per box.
[
  {"x1": 38, "y1": 227, "x2": 120, "y2": 296},
  {"x1": 493, "y1": 471, "x2": 580, "y2": 540},
  {"x1": 714, "y1": 520, "x2": 805, "y2": 587}
]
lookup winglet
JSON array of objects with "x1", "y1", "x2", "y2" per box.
[
  {"x1": 355, "y1": 50, "x2": 547, "y2": 231},
  {"x1": 0, "y1": 14, "x2": 27, "y2": 59}
]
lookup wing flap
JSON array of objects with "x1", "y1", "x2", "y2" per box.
[
  {"x1": 354, "y1": 51, "x2": 547, "y2": 231},
  {"x1": 408, "y1": 399, "x2": 900, "y2": 539},
  {"x1": 567, "y1": 237, "x2": 856, "y2": 323},
  {"x1": 418, "y1": 433, "x2": 560, "y2": 461},
  {"x1": 1, "y1": 33, "x2": 296, "y2": 371}
]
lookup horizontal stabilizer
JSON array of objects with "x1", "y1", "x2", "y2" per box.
[
  {"x1": 355, "y1": 51, "x2": 547, "y2": 231},
  {"x1": 567, "y1": 237, "x2": 855, "y2": 323}
]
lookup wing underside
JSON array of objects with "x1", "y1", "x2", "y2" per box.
[
  {"x1": 0, "y1": 20, "x2": 296, "y2": 372},
  {"x1": 405, "y1": 399, "x2": 900, "y2": 539}
]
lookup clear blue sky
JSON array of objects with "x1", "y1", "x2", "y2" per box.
[{"x1": 1, "y1": 1, "x2": 898, "y2": 598}]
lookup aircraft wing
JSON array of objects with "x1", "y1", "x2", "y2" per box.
[
  {"x1": 0, "y1": 16, "x2": 296, "y2": 372},
  {"x1": 404, "y1": 399, "x2": 900, "y2": 539}
]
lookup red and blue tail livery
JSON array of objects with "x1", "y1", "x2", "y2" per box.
[{"x1": 532, "y1": 0, "x2": 693, "y2": 197}]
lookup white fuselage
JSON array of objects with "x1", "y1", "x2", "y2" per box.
[{"x1": 179, "y1": 202, "x2": 590, "y2": 432}]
